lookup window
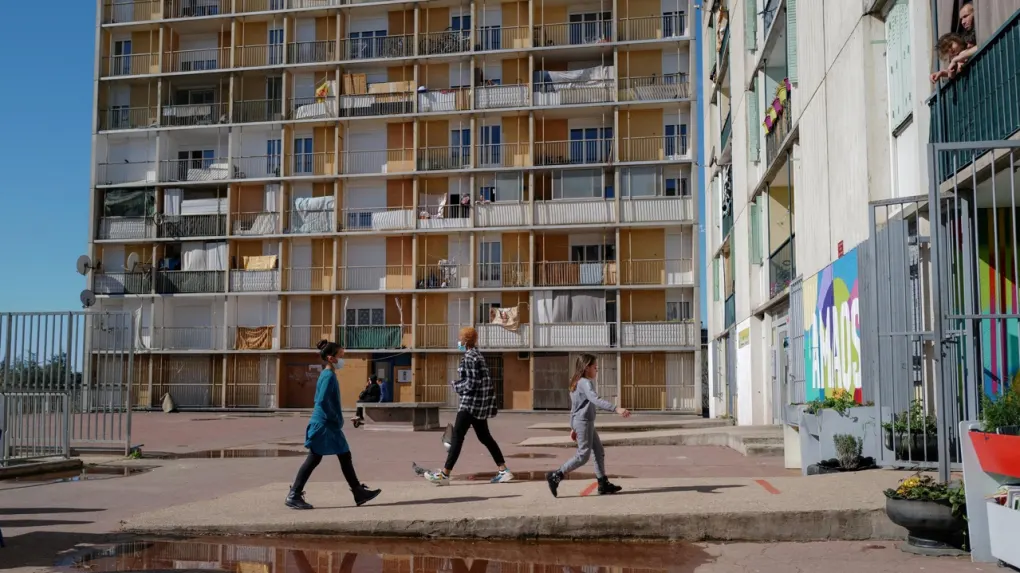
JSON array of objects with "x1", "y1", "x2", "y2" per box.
[
  {"x1": 294, "y1": 137, "x2": 313, "y2": 174},
  {"x1": 665, "y1": 177, "x2": 690, "y2": 197},
  {"x1": 113, "y1": 40, "x2": 132, "y2": 75},
  {"x1": 712, "y1": 257, "x2": 720, "y2": 301},
  {"x1": 569, "y1": 127, "x2": 613, "y2": 164},
  {"x1": 744, "y1": 0, "x2": 756, "y2": 51},
  {"x1": 663, "y1": 11, "x2": 685, "y2": 37},
  {"x1": 665, "y1": 124, "x2": 688, "y2": 157},
  {"x1": 666, "y1": 301, "x2": 691, "y2": 322},
  {"x1": 176, "y1": 150, "x2": 214, "y2": 180},
  {"x1": 479, "y1": 301, "x2": 501, "y2": 323},
  {"x1": 266, "y1": 139, "x2": 281, "y2": 176},
  {"x1": 569, "y1": 12, "x2": 611, "y2": 44},
  {"x1": 451, "y1": 129, "x2": 470, "y2": 167},
  {"x1": 747, "y1": 78, "x2": 761, "y2": 161},
  {"x1": 885, "y1": 0, "x2": 912, "y2": 129},
  {"x1": 479, "y1": 242, "x2": 502, "y2": 282},
  {"x1": 480, "y1": 25, "x2": 501, "y2": 50},
  {"x1": 269, "y1": 29, "x2": 284, "y2": 65},
  {"x1": 749, "y1": 198, "x2": 763, "y2": 264},
  {"x1": 570, "y1": 244, "x2": 615, "y2": 262},
  {"x1": 479, "y1": 125, "x2": 502, "y2": 165},
  {"x1": 452, "y1": 15, "x2": 472, "y2": 37},
  {"x1": 346, "y1": 308, "x2": 384, "y2": 326},
  {"x1": 350, "y1": 30, "x2": 387, "y2": 59},
  {"x1": 266, "y1": 77, "x2": 283, "y2": 118},
  {"x1": 479, "y1": 186, "x2": 496, "y2": 202}
]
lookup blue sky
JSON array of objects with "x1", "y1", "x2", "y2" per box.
[{"x1": 0, "y1": 4, "x2": 95, "y2": 312}]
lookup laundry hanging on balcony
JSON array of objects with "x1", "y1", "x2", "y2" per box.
[
  {"x1": 489, "y1": 305, "x2": 521, "y2": 332},
  {"x1": 235, "y1": 326, "x2": 274, "y2": 350},
  {"x1": 242, "y1": 255, "x2": 277, "y2": 270},
  {"x1": 763, "y1": 78, "x2": 792, "y2": 135}
]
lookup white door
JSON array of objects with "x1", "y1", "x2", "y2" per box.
[
  {"x1": 665, "y1": 229, "x2": 687, "y2": 285},
  {"x1": 662, "y1": 50, "x2": 680, "y2": 75},
  {"x1": 349, "y1": 16, "x2": 388, "y2": 34},
  {"x1": 296, "y1": 18, "x2": 316, "y2": 43},
  {"x1": 448, "y1": 296, "x2": 470, "y2": 346},
  {"x1": 290, "y1": 239, "x2": 313, "y2": 291},
  {"x1": 289, "y1": 297, "x2": 312, "y2": 347},
  {"x1": 449, "y1": 236, "x2": 470, "y2": 288},
  {"x1": 346, "y1": 130, "x2": 387, "y2": 174},
  {"x1": 346, "y1": 237, "x2": 386, "y2": 290},
  {"x1": 344, "y1": 181, "x2": 386, "y2": 230}
]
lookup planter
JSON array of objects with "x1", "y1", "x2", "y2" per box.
[
  {"x1": 968, "y1": 429, "x2": 1020, "y2": 485},
  {"x1": 884, "y1": 428, "x2": 939, "y2": 462},
  {"x1": 806, "y1": 457, "x2": 877, "y2": 475},
  {"x1": 885, "y1": 498, "x2": 966, "y2": 550}
]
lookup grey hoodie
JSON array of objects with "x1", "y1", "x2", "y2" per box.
[{"x1": 568, "y1": 377, "x2": 616, "y2": 422}]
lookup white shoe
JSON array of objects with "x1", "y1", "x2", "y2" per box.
[
  {"x1": 424, "y1": 470, "x2": 450, "y2": 486},
  {"x1": 490, "y1": 469, "x2": 514, "y2": 483}
]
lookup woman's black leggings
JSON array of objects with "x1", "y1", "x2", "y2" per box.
[
  {"x1": 292, "y1": 451, "x2": 360, "y2": 492},
  {"x1": 444, "y1": 410, "x2": 505, "y2": 471}
]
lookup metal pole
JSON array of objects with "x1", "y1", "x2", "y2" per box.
[{"x1": 926, "y1": 144, "x2": 951, "y2": 483}]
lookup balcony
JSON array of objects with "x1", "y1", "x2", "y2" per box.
[
  {"x1": 96, "y1": 161, "x2": 157, "y2": 186},
  {"x1": 98, "y1": 216, "x2": 156, "y2": 240},
  {"x1": 477, "y1": 323, "x2": 531, "y2": 349},
  {"x1": 102, "y1": 0, "x2": 160, "y2": 24},
  {"x1": 477, "y1": 262, "x2": 530, "y2": 288},
  {"x1": 720, "y1": 111, "x2": 732, "y2": 152},
  {"x1": 284, "y1": 267, "x2": 332, "y2": 291},
  {"x1": 535, "y1": 139, "x2": 613, "y2": 166},
  {"x1": 236, "y1": 44, "x2": 283, "y2": 68},
  {"x1": 620, "y1": 259, "x2": 693, "y2": 286},
  {"x1": 340, "y1": 207, "x2": 415, "y2": 232},
  {"x1": 419, "y1": 30, "x2": 471, "y2": 56},
  {"x1": 155, "y1": 270, "x2": 226, "y2": 294},
  {"x1": 94, "y1": 272, "x2": 152, "y2": 295},
  {"x1": 620, "y1": 196, "x2": 694, "y2": 223},
  {"x1": 418, "y1": 87, "x2": 472, "y2": 114},
  {"x1": 157, "y1": 214, "x2": 227, "y2": 238},
  {"x1": 417, "y1": 146, "x2": 470, "y2": 172},
  {"x1": 287, "y1": 207, "x2": 333, "y2": 234},
  {"x1": 765, "y1": 84, "x2": 793, "y2": 168},
  {"x1": 339, "y1": 92, "x2": 414, "y2": 118},
  {"x1": 99, "y1": 107, "x2": 157, "y2": 131},
  {"x1": 724, "y1": 293, "x2": 735, "y2": 329},
  {"x1": 337, "y1": 325, "x2": 410, "y2": 350},
  {"x1": 231, "y1": 326, "x2": 275, "y2": 351},
  {"x1": 621, "y1": 321, "x2": 697, "y2": 347},
  {"x1": 475, "y1": 202, "x2": 531, "y2": 227},
  {"x1": 341, "y1": 149, "x2": 414, "y2": 175},
  {"x1": 339, "y1": 34, "x2": 414, "y2": 61},
  {"x1": 159, "y1": 158, "x2": 236, "y2": 183},
  {"x1": 535, "y1": 323, "x2": 613, "y2": 348},
  {"x1": 284, "y1": 325, "x2": 332, "y2": 350},
  {"x1": 153, "y1": 327, "x2": 225, "y2": 351},
  {"x1": 290, "y1": 96, "x2": 337, "y2": 121},
  {"x1": 230, "y1": 269, "x2": 280, "y2": 292},
  {"x1": 101, "y1": 53, "x2": 157, "y2": 77},
  {"x1": 533, "y1": 21, "x2": 612, "y2": 47},
  {"x1": 619, "y1": 135, "x2": 689, "y2": 162},
  {"x1": 534, "y1": 199, "x2": 615, "y2": 226},
  {"x1": 417, "y1": 203, "x2": 471, "y2": 230},
  {"x1": 768, "y1": 237, "x2": 795, "y2": 299},
  {"x1": 165, "y1": 0, "x2": 230, "y2": 18},
  {"x1": 533, "y1": 80, "x2": 614, "y2": 107},
  {"x1": 535, "y1": 261, "x2": 616, "y2": 287},
  {"x1": 416, "y1": 263, "x2": 469, "y2": 289},
  {"x1": 233, "y1": 100, "x2": 284, "y2": 123},
  {"x1": 163, "y1": 48, "x2": 230, "y2": 74},
  {"x1": 618, "y1": 74, "x2": 691, "y2": 102},
  {"x1": 475, "y1": 84, "x2": 529, "y2": 110},
  {"x1": 161, "y1": 102, "x2": 227, "y2": 127},
  {"x1": 474, "y1": 26, "x2": 530, "y2": 51},
  {"x1": 233, "y1": 155, "x2": 282, "y2": 180},
  {"x1": 290, "y1": 152, "x2": 334, "y2": 177},
  {"x1": 287, "y1": 40, "x2": 337, "y2": 64},
  {"x1": 341, "y1": 265, "x2": 412, "y2": 291},
  {"x1": 930, "y1": 10, "x2": 1020, "y2": 181},
  {"x1": 416, "y1": 324, "x2": 464, "y2": 349},
  {"x1": 618, "y1": 12, "x2": 687, "y2": 41},
  {"x1": 232, "y1": 211, "x2": 279, "y2": 236}
]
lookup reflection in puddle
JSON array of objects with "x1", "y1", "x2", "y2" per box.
[
  {"x1": 143, "y1": 449, "x2": 306, "y2": 460},
  {"x1": 455, "y1": 471, "x2": 632, "y2": 482},
  {"x1": 62, "y1": 538, "x2": 707, "y2": 573},
  {"x1": 6, "y1": 465, "x2": 155, "y2": 483}
]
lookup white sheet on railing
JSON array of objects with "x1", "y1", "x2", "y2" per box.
[
  {"x1": 180, "y1": 197, "x2": 226, "y2": 215},
  {"x1": 295, "y1": 99, "x2": 338, "y2": 120},
  {"x1": 206, "y1": 242, "x2": 227, "y2": 271},
  {"x1": 291, "y1": 195, "x2": 335, "y2": 233},
  {"x1": 182, "y1": 242, "x2": 206, "y2": 271},
  {"x1": 418, "y1": 91, "x2": 456, "y2": 112},
  {"x1": 535, "y1": 65, "x2": 614, "y2": 88},
  {"x1": 265, "y1": 184, "x2": 279, "y2": 212},
  {"x1": 371, "y1": 209, "x2": 413, "y2": 230}
]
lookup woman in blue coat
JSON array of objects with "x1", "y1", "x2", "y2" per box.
[{"x1": 286, "y1": 339, "x2": 382, "y2": 510}]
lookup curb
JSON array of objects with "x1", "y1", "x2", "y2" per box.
[{"x1": 0, "y1": 458, "x2": 83, "y2": 480}]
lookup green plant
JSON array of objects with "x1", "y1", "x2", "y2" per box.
[
  {"x1": 884, "y1": 473, "x2": 968, "y2": 520},
  {"x1": 804, "y1": 389, "x2": 862, "y2": 415},
  {"x1": 882, "y1": 400, "x2": 938, "y2": 435},
  {"x1": 980, "y1": 383, "x2": 1020, "y2": 432},
  {"x1": 833, "y1": 433, "x2": 863, "y2": 469}
]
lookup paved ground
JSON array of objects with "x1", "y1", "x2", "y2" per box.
[{"x1": 0, "y1": 412, "x2": 989, "y2": 572}]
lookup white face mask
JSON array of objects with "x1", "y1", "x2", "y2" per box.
[
  {"x1": 335, "y1": 358, "x2": 344, "y2": 369},
  {"x1": 457, "y1": 342, "x2": 466, "y2": 352}
]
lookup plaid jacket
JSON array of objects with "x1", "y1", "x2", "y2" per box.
[{"x1": 452, "y1": 347, "x2": 497, "y2": 419}]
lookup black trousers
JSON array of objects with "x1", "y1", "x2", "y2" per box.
[
  {"x1": 444, "y1": 410, "x2": 505, "y2": 471},
  {"x1": 355, "y1": 406, "x2": 364, "y2": 419},
  {"x1": 292, "y1": 452, "x2": 360, "y2": 492}
]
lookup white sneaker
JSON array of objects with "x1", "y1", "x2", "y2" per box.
[
  {"x1": 490, "y1": 469, "x2": 514, "y2": 483},
  {"x1": 424, "y1": 470, "x2": 450, "y2": 486}
]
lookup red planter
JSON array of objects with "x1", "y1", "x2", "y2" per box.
[{"x1": 969, "y1": 430, "x2": 1020, "y2": 485}]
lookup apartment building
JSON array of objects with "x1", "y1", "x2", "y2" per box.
[{"x1": 89, "y1": 0, "x2": 700, "y2": 411}]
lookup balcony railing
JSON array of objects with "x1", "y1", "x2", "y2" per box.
[
  {"x1": 164, "y1": 0, "x2": 230, "y2": 18},
  {"x1": 290, "y1": 96, "x2": 338, "y2": 120},
  {"x1": 416, "y1": 324, "x2": 465, "y2": 349},
  {"x1": 724, "y1": 293, "x2": 735, "y2": 329},
  {"x1": 476, "y1": 202, "x2": 531, "y2": 227},
  {"x1": 341, "y1": 265, "x2": 413, "y2": 291},
  {"x1": 418, "y1": 87, "x2": 472, "y2": 114},
  {"x1": 341, "y1": 149, "x2": 414, "y2": 175},
  {"x1": 417, "y1": 204, "x2": 471, "y2": 230},
  {"x1": 230, "y1": 269, "x2": 280, "y2": 292},
  {"x1": 236, "y1": 44, "x2": 284, "y2": 68},
  {"x1": 290, "y1": 152, "x2": 333, "y2": 177},
  {"x1": 99, "y1": 107, "x2": 156, "y2": 131},
  {"x1": 96, "y1": 161, "x2": 157, "y2": 186},
  {"x1": 535, "y1": 323, "x2": 613, "y2": 348},
  {"x1": 339, "y1": 34, "x2": 414, "y2": 60},
  {"x1": 164, "y1": 48, "x2": 230, "y2": 73},
  {"x1": 535, "y1": 261, "x2": 617, "y2": 287},
  {"x1": 417, "y1": 146, "x2": 470, "y2": 171},
  {"x1": 765, "y1": 87, "x2": 793, "y2": 168},
  {"x1": 337, "y1": 325, "x2": 409, "y2": 350},
  {"x1": 533, "y1": 80, "x2": 614, "y2": 106},
  {"x1": 287, "y1": 40, "x2": 337, "y2": 64},
  {"x1": 620, "y1": 197, "x2": 694, "y2": 223},
  {"x1": 474, "y1": 25, "x2": 530, "y2": 51},
  {"x1": 534, "y1": 199, "x2": 615, "y2": 226},
  {"x1": 232, "y1": 211, "x2": 279, "y2": 236},
  {"x1": 339, "y1": 92, "x2": 414, "y2": 118},
  {"x1": 620, "y1": 259, "x2": 693, "y2": 286},
  {"x1": 768, "y1": 237, "x2": 795, "y2": 299},
  {"x1": 160, "y1": 102, "x2": 227, "y2": 127},
  {"x1": 535, "y1": 139, "x2": 613, "y2": 166},
  {"x1": 233, "y1": 99, "x2": 284, "y2": 123},
  {"x1": 340, "y1": 207, "x2": 415, "y2": 232},
  {"x1": 477, "y1": 323, "x2": 531, "y2": 348},
  {"x1": 618, "y1": 13, "x2": 687, "y2": 41},
  {"x1": 101, "y1": 53, "x2": 157, "y2": 77},
  {"x1": 619, "y1": 135, "x2": 689, "y2": 162},
  {"x1": 474, "y1": 84, "x2": 529, "y2": 110},
  {"x1": 533, "y1": 21, "x2": 612, "y2": 47},
  {"x1": 155, "y1": 270, "x2": 226, "y2": 294},
  {"x1": 621, "y1": 322, "x2": 697, "y2": 347},
  {"x1": 416, "y1": 263, "x2": 469, "y2": 289},
  {"x1": 159, "y1": 158, "x2": 235, "y2": 183},
  {"x1": 234, "y1": 155, "x2": 282, "y2": 179},
  {"x1": 102, "y1": 0, "x2": 159, "y2": 24},
  {"x1": 419, "y1": 30, "x2": 471, "y2": 56},
  {"x1": 618, "y1": 74, "x2": 691, "y2": 102},
  {"x1": 477, "y1": 262, "x2": 531, "y2": 288},
  {"x1": 94, "y1": 272, "x2": 152, "y2": 295},
  {"x1": 722, "y1": 209, "x2": 733, "y2": 238},
  {"x1": 284, "y1": 325, "x2": 332, "y2": 350},
  {"x1": 157, "y1": 214, "x2": 227, "y2": 238},
  {"x1": 716, "y1": 27, "x2": 730, "y2": 79},
  {"x1": 285, "y1": 267, "x2": 332, "y2": 291},
  {"x1": 98, "y1": 216, "x2": 156, "y2": 240},
  {"x1": 720, "y1": 111, "x2": 732, "y2": 151},
  {"x1": 154, "y1": 327, "x2": 224, "y2": 351},
  {"x1": 477, "y1": 142, "x2": 530, "y2": 168},
  {"x1": 930, "y1": 9, "x2": 1020, "y2": 181}
]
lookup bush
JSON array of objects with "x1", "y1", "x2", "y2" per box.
[{"x1": 833, "y1": 434, "x2": 863, "y2": 469}]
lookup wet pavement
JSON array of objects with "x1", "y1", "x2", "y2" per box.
[
  {"x1": 3, "y1": 465, "x2": 155, "y2": 483},
  {"x1": 142, "y1": 449, "x2": 307, "y2": 460}
]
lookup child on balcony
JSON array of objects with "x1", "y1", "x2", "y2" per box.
[{"x1": 930, "y1": 32, "x2": 973, "y2": 83}]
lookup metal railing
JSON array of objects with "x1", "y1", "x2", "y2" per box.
[
  {"x1": 339, "y1": 34, "x2": 414, "y2": 60},
  {"x1": 535, "y1": 261, "x2": 616, "y2": 287},
  {"x1": 289, "y1": 95, "x2": 338, "y2": 120},
  {"x1": 97, "y1": 216, "x2": 156, "y2": 240},
  {"x1": 418, "y1": 87, "x2": 472, "y2": 114},
  {"x1": 285, "y1": 267, "x2": 332, "y2": 291},
  {"x1": 233, "y1": 99, "x2": 284, "y2": 123},
  {"x1": 234, "y1": 155, "x2": 282, "y2": 179},
  {"x1": 768, "y1": 237, "x2": 795, "y2": 299},
  {"x1": 102, "y1": 0, "x2": 160, "y2": 23},
  {"x1": 475, "y1": 25, "x2": 530, "y2": 50},
  {"x1": 720, "y1": 111, "x2": 732, "y2": 151},
  {"x1": 230, "y1": 269, "x2": 280, "y2": 292},
  {"x1": 290, "y1": 152, "x2": 333, "y2": 176},
  {"x1": 618, "y1": 74, "x2": 691, "y2": 101},
  {"x1": 765, "y1": 88, "x2": 793, "y2": 168},
  {"x1": 477, "y1": 142, "x2": 529, "y2": 168},
  {"x1": 419, "y1": 30, "x2": 471, "y2": 55},
  {"x1": 160, "y1": 102, "x2": 226, "y2": 127},
  {"x1": 415, "y1": 324, "x2": 465, "y2": 349},
  {"x1": 94, "y1": 272, "x2": 152, "y2": 295},
  {"x1": 336, "y1": 324, "x2": 409, "y2": 350},
  {"x1": 416, "y1": 263, "x2": 468, "y2": 289},
  {"x1": 101, "y1": 53, "x2": 157, "y2": 77},
  {"x1": 477, "y1": 262, "x2": 530, "y2": 288},
  {"x1": 724, "y1": 293, "x2": 735, "y2": 329},
  {"x1": 287, "y1": 208, "x2": 333, "y2": 234},
  {"x1": 338, "y1": 92, "x2": 414, "y2": 118},
  {"x1": 535, "y1": 139, "x2": 613, "y2": 166},
  {"x1": 534, "y1": 199, "x2": 615, "y2": 226},
  {"x1": 476, "y1": 202, "x2": 532, "y2": 227},
  {"x1": 159, "y1": 157, "x2": 233, "y2": 183},
  {"x1": 535, "y1": 323, "x2": 614, "y2": 348},
  {"x1": 417, "y1": 146, "x2": 470, "y2": 171},
  {"x1": 620, "y1": 259, "x2": 692, "y2": 285},
  {"x1": 621, "y1": 322, "x2": 697, "y2": 347},
  {"x1": 283, "y1": 325, "x2": 331, "y2": 350},
  {"x1": 99, "y1": 107, "x2": 156, "y2": 131},
  {"x1": 620, "y1": 196, "x2": 694, "y2": 223},
  {"x1": 155, "y1": 270, "x2": 226, "y2": 294},
  {"x1": 340, "y1": 265, "x2": 413, "y2": 291},
  {"x1": 157, "y1": 214, "x2": 227, "y2": 238},
  {"x1": 232, "y1": 211, "x2": 279, "y2": 235},
  {"x1": 164, "y1": 48, "x2": 230, "y2": 73},
  {"x1": 341, "y1": 149, "x2": 413, "y2": 175},
  {"x1": 154, "y1": 326, "x2": 224, "y2": 351},
  {"x1": 474, "y1": 84, "x2": 529, "y2": 110},
  {"x1": 533, "y1": 21, "x2": 612, "y2": 46},
  {"x1": 287, "y1": 40, "x2": 337, "y2": 64},
  {"x1": 618, "y1": 12, "x2": 687, "y2": 41},
  {"x1": 96, "y1": 161, "x2": 157, "y2": 186},
  {"x1": 236, "y1": 44, "x2": 284, "y2": 68},
  {"x1": 418, "y1": 203, "x2": 472, "y2": 229},
  {"x1": 340, "y1": 207, "x2": 415, "y2": 232},
  {"x1": 476, "y1": 323, "x2": 531, "y2": 348},
  {"x1": 164, "y1": 0, "x2": 230, "y2": 18},
  {"x1": 533, "y1": 80, "x2": 614, "y2": 106},
  {"x1": 619, "y1": 135, "x2": 689, "y2": 162}
]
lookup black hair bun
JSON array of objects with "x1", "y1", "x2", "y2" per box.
[{"x1": 316, "y1": 339, "x2": 329, "y2": 350}]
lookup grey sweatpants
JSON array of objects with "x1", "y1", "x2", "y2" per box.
[{"x1": 558, "y1": 418, "x2": 605, "y2": 478}]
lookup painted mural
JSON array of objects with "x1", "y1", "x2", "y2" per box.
[
  {"x1": 975, "y1": 208, "x2": 1020, "y2": 397},
  {"x1": 802, "y1": 247, "x2": 862, "y2": 403}
]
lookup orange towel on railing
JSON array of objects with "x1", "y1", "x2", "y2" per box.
[
  {"x1": 235, "y1": 326, "x2": 274, "y2": 350},
  {"x1": 490, "y1": 306, "x2": 520, "y2": 332},
  {"x1": 243, "y1": 255, "x2": 277, "y2": 270}
]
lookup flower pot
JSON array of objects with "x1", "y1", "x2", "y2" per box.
[
  {"x1": 884, "y1": 428, "x2": 939, "y2": 461},
  {"x1": 969, "y1": 429, "x2": 1020, "y2": 485},
  {"x1": 885, "y1": 498, "x2": 966, "y2": 550}
]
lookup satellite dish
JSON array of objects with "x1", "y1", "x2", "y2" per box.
[
  {"x1": 76, "y1": 255, "x2": 96, "y2": 276},
  {"x1": 126, "y1": 252, "x2": 140, "y2": 271},
  {"x1": 80, "y1": 289, "x2": 96, "y2": 309}
]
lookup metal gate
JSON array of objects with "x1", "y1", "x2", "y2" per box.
[{"x1": 1, "y1": 311, "x2": 134, "y2": 465}]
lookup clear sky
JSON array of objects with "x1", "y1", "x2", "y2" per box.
[{"x1": 0, "y1": 4, "x2": 96, "y2": 312}]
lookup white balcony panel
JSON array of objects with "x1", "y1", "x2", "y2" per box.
[
  {"x1": 535, "y1": 200, "x2": 615, "y2": 226},
  {"x1": 621, "y1": 322, "x2": 697, "y2": 347},
  {"x1": 476, "y1": 203, "x2": 531, "y2": 227},
  {"x1": 620, "y1": 197, "x2": 693, "y2": 223},
  {"x1": 535, "y1": 323, "x2": 611, "y2": 348},
  {"x1": 477, "y1": 324, "x2": 530, "y2": 348}
]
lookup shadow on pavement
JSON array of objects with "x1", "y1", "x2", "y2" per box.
[
  {"x1": 617, "y1": 484, "x2": 746, "y2": 496},
  {"x1": 320, "y1": 494, "x2": 522, "y2": 509},
  {"x1": 0, "y1": 507, "x2": 106, "y2": 516}
]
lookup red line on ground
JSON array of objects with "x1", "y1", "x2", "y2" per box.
[
  {"x1": 755, "y1": 479, "x2": 781, "y2": 494},
  {"x1": 580, "y1": 482, "x2": 598, "y2": 497}
]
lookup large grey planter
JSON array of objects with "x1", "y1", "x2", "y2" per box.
[{"x1": 796, "y1": 405, "x2": 881, "y2": 476}]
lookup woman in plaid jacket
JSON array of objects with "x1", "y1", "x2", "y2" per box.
[{"x1": 423, "y1": 327, "x2": 514, "y2": 485}]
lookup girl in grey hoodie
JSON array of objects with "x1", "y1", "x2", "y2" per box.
[{"x1": 546, "y1": 353, "x2": 630, "y2": 497}]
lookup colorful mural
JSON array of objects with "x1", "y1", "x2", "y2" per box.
[
  {"x1": 802, "y1": 248, "x2": 862, "y2": 403},
  {"x1": 975, "y1": 208, "x2": 1020, "y2": 397}
]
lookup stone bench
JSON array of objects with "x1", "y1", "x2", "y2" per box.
[{"x1": 359, "y1": 402, "x2": 443, "y2": 431}]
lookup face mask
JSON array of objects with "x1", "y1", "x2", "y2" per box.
[
  {"x1": 457, "y1": 342, "x2": 466, "y2": 352},
  {"x1": 335, "y1": 359, "x2": 344, "y2": 369}
]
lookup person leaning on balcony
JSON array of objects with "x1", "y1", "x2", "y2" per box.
[
  {"x1": 285, "y1": 340, "x2": 381, "y2": 510},
  {"x1": 946, "y1": 2, "x2": 980, "y2": 76},
  {"x1": 930, "y1": 32, "x2": 973, "y2": 83}
]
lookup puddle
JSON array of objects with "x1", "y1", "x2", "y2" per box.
[
  {"x1": 6, "y1": 465, "x2": 155, "y2": 483},
  {"x1": 58, "y1": 537, "x2": 709, "y2": 573},
  {"x1": 455, "y1": 471, "x2": 633, "y2": 482},
  {"x1": 505, "y1": 452, "x2": 556, "y2": 459},
  {"x1": 144, "y1": 449, "x2": 306, "y2": 460}
]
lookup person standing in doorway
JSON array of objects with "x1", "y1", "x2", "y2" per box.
[
  {"x1": 423, "y1": 327, "x2": 514, "y2": 485},
  {"x1": 286, "y1": 339, "x2": 382, "y2": 510},
  {"x1": 546, "y1": 353, "x2": 630, "y2": 497}
]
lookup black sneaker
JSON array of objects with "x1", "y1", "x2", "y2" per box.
[
  {"x1": 546, "y1": 470, "x2": 563, "y2": 498},
  {"x1": 286, "y1": 487, "x2": 313, "y2": 510},
  {"x1": 352, "y1": 483, "x2": 381, "y2": 506},
  {"x1": 597, "y1": 477, "x2": 622, "y2": 495}
]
